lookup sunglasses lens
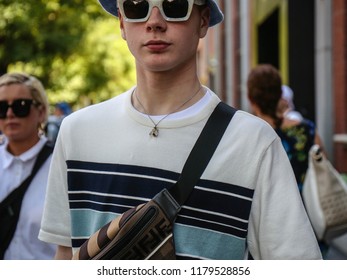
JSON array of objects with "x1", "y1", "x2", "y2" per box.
[
  {"x1": 123, "y1": 0, "x2": 150, "y2": 20},
  {"x1": 122, "y1": 0, "x2": 191, "y2": 21},
  {"x1": 163, "y1": 0, "x2": 189, "y2": 19},
  {"x1": 12, "y1": 99, "x2": 32, "y2": 117},
  {"x1": 0, "y1": 99, "x2": 33, "y2": 119},
  {"x1": 0, "y1": 101, "x2": 7, "y2": 118}
]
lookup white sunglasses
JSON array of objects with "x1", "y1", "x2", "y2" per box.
[{"x1": 118, "y1": 0, "x2": 206, "y2": 23}]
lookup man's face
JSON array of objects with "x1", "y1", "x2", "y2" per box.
[{"x1": 119, "y1": 3, "x2": 210, "y2": 73}]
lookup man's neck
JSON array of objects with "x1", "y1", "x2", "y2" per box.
[{"x1": 133, "y1": 78, "x2": 204, "y2": 115}]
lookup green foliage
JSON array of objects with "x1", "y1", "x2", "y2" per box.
[{"x1": 0, "y1": 0, "x2": 135, "y2": 108}]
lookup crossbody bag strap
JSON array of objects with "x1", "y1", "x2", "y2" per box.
[
  {"x1": 1, "y1": 143, "x2": 54, "y2": 205},
  {"x1": 169, "y1": 102, "x2": 237, "y2": 205},
  {"x1": 0, "y1": 142, "x2": 53, "y2": 259}
]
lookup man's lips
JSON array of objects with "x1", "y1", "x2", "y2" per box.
[{"x1": 144, "y1": 40, "x2": 171, "y2": 51}]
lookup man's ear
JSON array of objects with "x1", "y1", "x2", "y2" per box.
[
  {"x1": 121, "y1": 28, "x2": 126, "y2": 40},
  {"x1": 119, "y1": 13, "x2": 126, "y2": 40},
  {"x1": 199, "y1": 6, "x2": 210, "y2": 38}
]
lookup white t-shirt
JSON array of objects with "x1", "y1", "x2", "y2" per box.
[{"x1": 39, "y1": 87, "x2": 321, "y2": 260}]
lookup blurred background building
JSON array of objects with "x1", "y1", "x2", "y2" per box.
[{"x1": 198, "y1": 0, "x2": 346, "y2": 173}]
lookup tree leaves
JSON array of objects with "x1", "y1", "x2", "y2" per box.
[{"x1": 1, "y1": 0, "x2": 135, "y2": 107}]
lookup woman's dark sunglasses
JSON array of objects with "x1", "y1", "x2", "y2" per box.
[{"x1": 0, "y1": 99, "x2": 40, "y2": 119}]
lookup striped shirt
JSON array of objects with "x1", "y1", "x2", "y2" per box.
[{"x1": 39, "y1": 88, "x2": 322, "y2": 259}]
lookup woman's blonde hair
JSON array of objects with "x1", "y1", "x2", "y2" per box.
[{"x1": 0, "y1": 72, "x2": 49, "y2": 124}]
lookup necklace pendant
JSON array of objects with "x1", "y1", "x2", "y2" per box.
[{"x1": 150, "y1": 127, "x2": 159, "y2": 137}]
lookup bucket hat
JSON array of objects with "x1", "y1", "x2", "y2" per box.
[{"x1": 98, "y1": 0, "x2": 224, "y2": 27}]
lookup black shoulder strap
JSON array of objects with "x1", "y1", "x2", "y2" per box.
[
  {"x1": 2, "y1": 143, "x2": 54, "y2": 203},
  {"x1": 169, "y1": 102, "x2": 237, "y2": 205},
  {"x1": 0, "y1": 142, "x2": 53, "y2": 259}
]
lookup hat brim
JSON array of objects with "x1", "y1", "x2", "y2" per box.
[{"x1": 98, "y1": 0, "x2": 224, "y2": 27}]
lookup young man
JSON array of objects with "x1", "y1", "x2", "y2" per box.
[{"x1": 39, "y1": 0, "x2": 322, "y2": 259}]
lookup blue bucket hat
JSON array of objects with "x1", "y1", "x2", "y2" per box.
[{"x1": 98, "y1": 0, "x2": 224, "y2": 27}]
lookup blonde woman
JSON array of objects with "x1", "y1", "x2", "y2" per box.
[{"x1": 0, "y1": 73, "x2": 56, "y2": 259}]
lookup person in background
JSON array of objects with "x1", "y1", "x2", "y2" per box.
[
  {"x1": 0, "y1": 72, "x2": 56, "y2": 259},
  {"x1": 247, "y1": 64, "x2": 325, "y2": 193},
  {"x1": 55, "y1": 102, "x2": 72, "y2": 117},
  {"x1": 278, "y1": 85, "x2": 303, "y2": 122},
  {"x1": 46, "y1": 102, "x2": 72, "y2": 145},
  {"x1": 247, "y1": 64, "x2": 329, "y2": 257},
  {"x1": 39, "y1": 0, "x2": 321, "y2": 260}
]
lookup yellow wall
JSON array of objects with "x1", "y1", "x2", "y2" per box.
[{"x1": 251, "y1": 0, "x2": 289, "y2": 84}]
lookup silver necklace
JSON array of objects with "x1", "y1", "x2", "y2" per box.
[{"x1": 134, "y1": 86, "x2": 202, "y2": 137}]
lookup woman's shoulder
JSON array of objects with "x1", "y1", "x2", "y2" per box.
[
  {"x1": 281, "y1": 117, "x2": 315, "y2": 130},
  {"x1": 278, "y1": 117, "x2": 316, "y2": 144}
]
